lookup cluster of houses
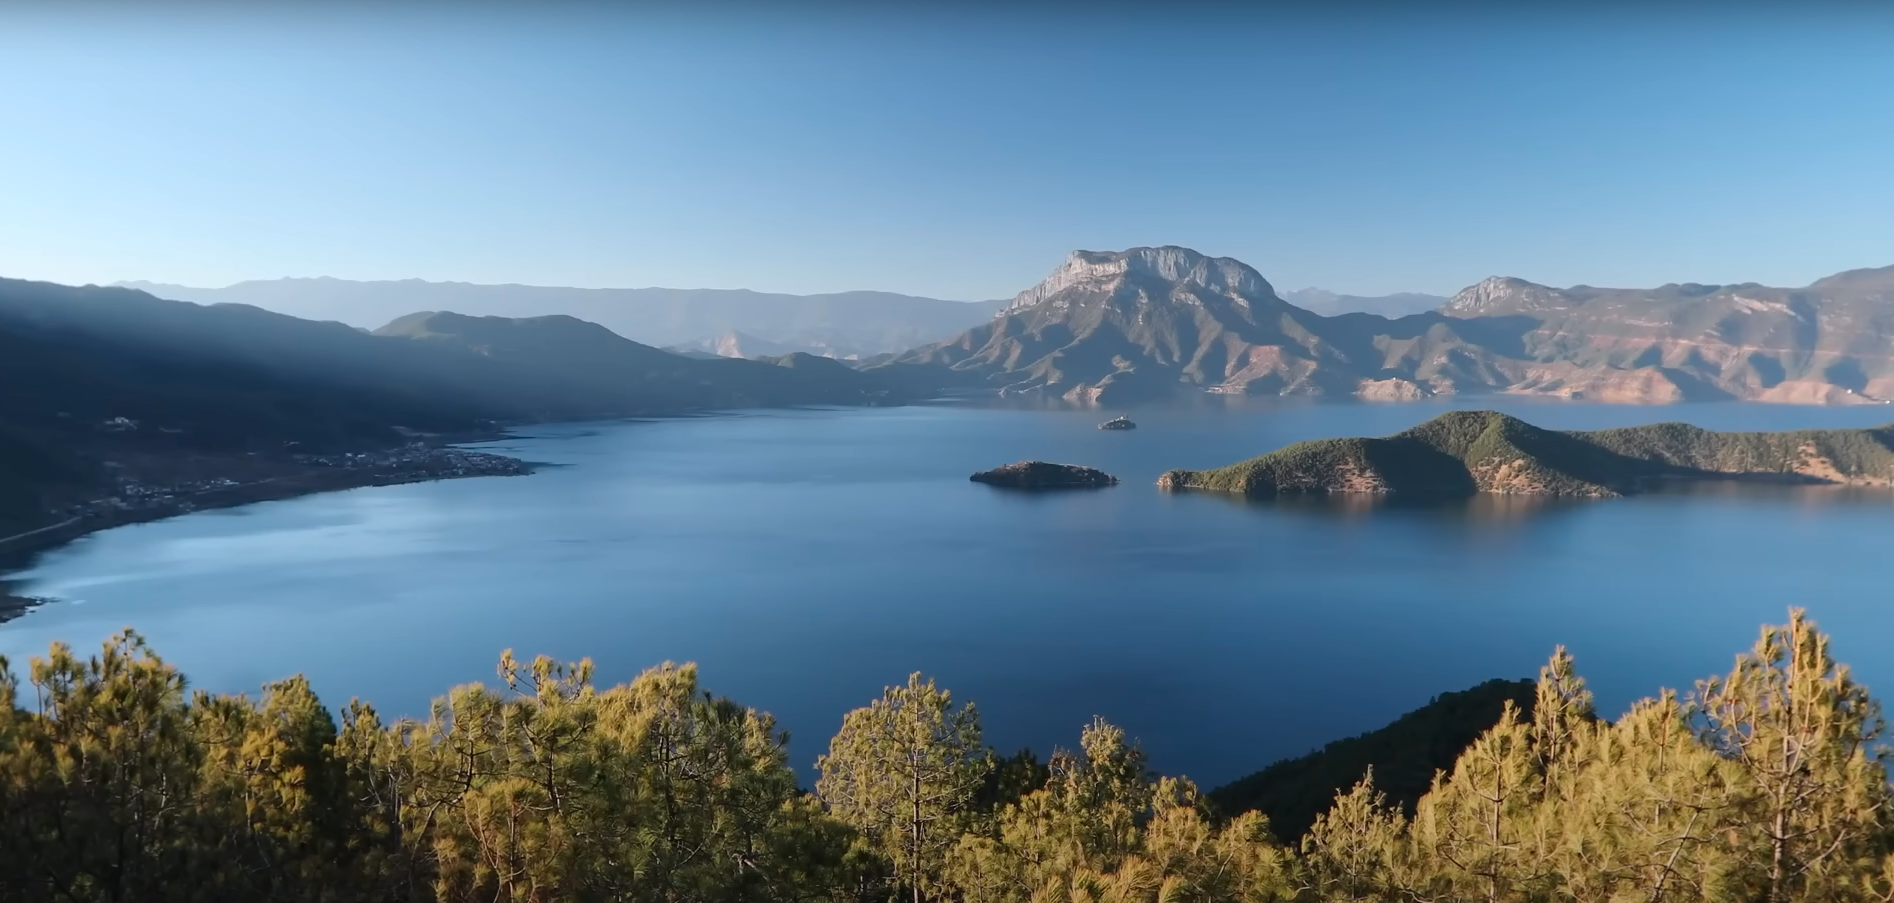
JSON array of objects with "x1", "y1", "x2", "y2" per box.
[{"x1": 290, "y1": 442, "x2": 531, "y2": 478}]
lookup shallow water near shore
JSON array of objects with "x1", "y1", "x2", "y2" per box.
[{"x1": 4, "y1": 397, "x2": 1892, "y2": 786}]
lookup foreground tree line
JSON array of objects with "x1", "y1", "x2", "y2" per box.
[{"x1": 1, "y1": 610, "x2": 1891, "y2": 902}]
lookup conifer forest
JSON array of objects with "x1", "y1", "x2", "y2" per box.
[{"x1": 1, "y1": 609, "x2": 1890, "y2": 903}]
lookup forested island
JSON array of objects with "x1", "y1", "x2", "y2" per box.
[
  {"x1": 1160, "y1": 410, "x2": 1894, "y2": 498},
  {"x1": 0, "y1": 610, "x2": 1884, "y2": 902},
  {"x1": 970, "y1": 461, "x2": 1119, "y2": 489}
]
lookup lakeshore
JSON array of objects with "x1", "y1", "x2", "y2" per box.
[
  {"x1": 0, "y1": 442, "x2": 533, "y2": 623},
  {"x1": 6, "y1": 402, "x2": 1893, "y2": 791}
]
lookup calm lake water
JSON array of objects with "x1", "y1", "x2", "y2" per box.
[{"x1": 4, "y1": 398, "x2": 1893, "y2": 787}]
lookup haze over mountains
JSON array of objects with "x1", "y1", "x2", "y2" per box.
[
  {"x1": 119, "y1": 278, "x2": 1443, "y2": 361},
  {"x1": 1280, "y1": 287, "x2": 1447, "y2": 319},
  {"x1": 120, "y1": 279, "x2": 1008, "y2": 360},
  {"x1": 11, "y1": 246, "x2": 1894, "y2": 535},
  {"x1": 665, "y1": 330, "x2": 853, "y2": 361},
  {"x1": 891, "y1": 246, "x2": 1894, "y2": 405},
  {"x1": 0, "y1": 278, "x2": 928, "y2": 531}
]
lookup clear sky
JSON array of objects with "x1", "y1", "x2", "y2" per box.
[{"x1": 3, "y1": 1, "x2": 1891, "y2": 300}]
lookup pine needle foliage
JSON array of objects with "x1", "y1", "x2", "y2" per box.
[{"x1": 2, "y1": 610, "x2": 1893, "y2": 902}]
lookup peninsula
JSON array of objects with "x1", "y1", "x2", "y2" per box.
[
  {"x1": 1158, "y1": 410, "x2": 1894, "y2": 498},
  {"x1": 970, "y1": 461, "x2": 1119, "y2": 489}
]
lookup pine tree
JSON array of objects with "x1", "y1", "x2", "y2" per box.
[
  {"x1": 2, "y1": 631, "x2": 221, "y2": 902},
  {"x1": 1410, "y1": 700, "x2": 1550, "y2": 903},
  {"x1": 1566, "y1": 691, "x2": 1740, "y2": 903},
  {"x1": 1303, "y1": 768, "x2": 1410, "y2": 902},
  {"x1": 818, "y1": 672, "x2": 988, "y2": 903},
  {"x1": 193, "y1": 674, "x2": 368, "y2": 902},
  {"x1": 1692, "y1": 609, "x2": 1889, "y2": 903},
  {"x1": 0, "y1": 651, "x2": 27, "y2": 901}
]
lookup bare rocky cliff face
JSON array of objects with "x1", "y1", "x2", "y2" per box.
[
  {"x1": 899, "y1": 246, "x2": 1366, "y2": 402},
  {"x1": 891, "y1": 247, "x2": 1894, "y2": 405},
  {"x1": 1439, "y1": 268, "x2": 1894, "y2": 404}
]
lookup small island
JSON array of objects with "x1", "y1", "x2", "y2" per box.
[
  {"x1": 1099, "y1": 416, "x2": 1137, "y2": 431},
  {"x1": 1158, "y1": 410, "x2": 1894, "y2": 499},
  {"x1": 971, "y1": 461, "x2": 1119, "y2": 489}
]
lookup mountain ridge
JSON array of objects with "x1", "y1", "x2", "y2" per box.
[
  {"x1": 886, "y1": 246, "x2": 1894, "y2": 405},
  {"x1": 118, "y1": 278, "x2": 1008, "y2": 360},
  {"x1": 0, "y1": 278, "x2": 926, "y2": 534}
]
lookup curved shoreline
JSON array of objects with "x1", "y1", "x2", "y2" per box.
[{"x1": 0, "y1": 449, "x2": 535, "y2": 624}]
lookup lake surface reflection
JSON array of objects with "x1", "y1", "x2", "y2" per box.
[{"x1": 4, "y1": 397, "x2": 1891, "y2": 786}]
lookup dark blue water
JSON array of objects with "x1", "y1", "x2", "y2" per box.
[{"x1": 4, "y1": 398, "x2": 1892, "y2": 787}]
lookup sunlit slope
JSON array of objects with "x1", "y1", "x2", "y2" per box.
[{"x1": 1160, "y1": 410, "x2": 1894, "y2": 497}]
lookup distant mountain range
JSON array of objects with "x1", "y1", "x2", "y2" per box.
[
  {"x1": 886, "y1": 246, "x2": 1894, "y2": 405},
  {"x1": 1438, "y1": 270, "x2": 1894, "y2": 403},
  {"x1": 118, "y1": 279, "x2": 1007, "y2": 360},
  {"x1": 1280, "y1": 287, "x2": 1447, "y2": 319},
  {"x1": 124, "y1": 249, "x2": 1894, "y2": 408},
  {"x1": 1160, "y1": 410, "x2": 1894, "y2": 498}
]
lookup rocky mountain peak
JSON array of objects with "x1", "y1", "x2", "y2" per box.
[
  {"x1": 900, "y1": 249, "x2": 1894, "y2": 407},
  {"x1": 1006, "y1": 246, "x2": 1277, "y2": 311},
  {"x1": 1441, "y1": 276, "x2": 1568, "y2": 316}
]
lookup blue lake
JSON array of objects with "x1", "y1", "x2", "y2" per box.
[{"x1": 4, "y1": 398, "x2": 1892, "y2": 787}]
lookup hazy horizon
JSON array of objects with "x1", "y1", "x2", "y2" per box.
[
  {"x1": 113, "y1": 267, "x2": 1459, "y2": 304},
  {"x1": 115, "y1": 276, "x2": 1003, "y2": 304},
  {"x1": 6, "y1": 3, "x2": 1893, "y2": 299}
]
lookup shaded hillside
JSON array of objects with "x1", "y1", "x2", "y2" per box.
[
  {"x1": 375, "y1": 311, "x2": 906, "y2": 411},
  {"x1": 0, "y1": 305, "x2": 491, "y2": 533},
  {"x1": 0, "y1": 279, "x2": 921, "y2": 424},
  {"x1": 123, "y1": 278, "x2": 1008, "y2": 359},
  {"x1": 0, "y1": 278, "x2": 935, "y2": 532},
  {"x1": 0, "y1": 422, "x2": 101, "y2": 529},
  {"x1": 0, "y1": 295, "x2": 528, "y2": 450},
  {"x1": 1160, "y1": 410, "x2": 1894, "y2": 498},
  {"x1": 1207, "y1": 679, "x2": 1535, "y2": 842},
  {"x1": 889, "y1": 246, "x2": 1894, "y2": 405}
]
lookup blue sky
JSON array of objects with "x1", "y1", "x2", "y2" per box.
[{"x1": 3, "y1": 2, "x2": 1891, "y2": 299}]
